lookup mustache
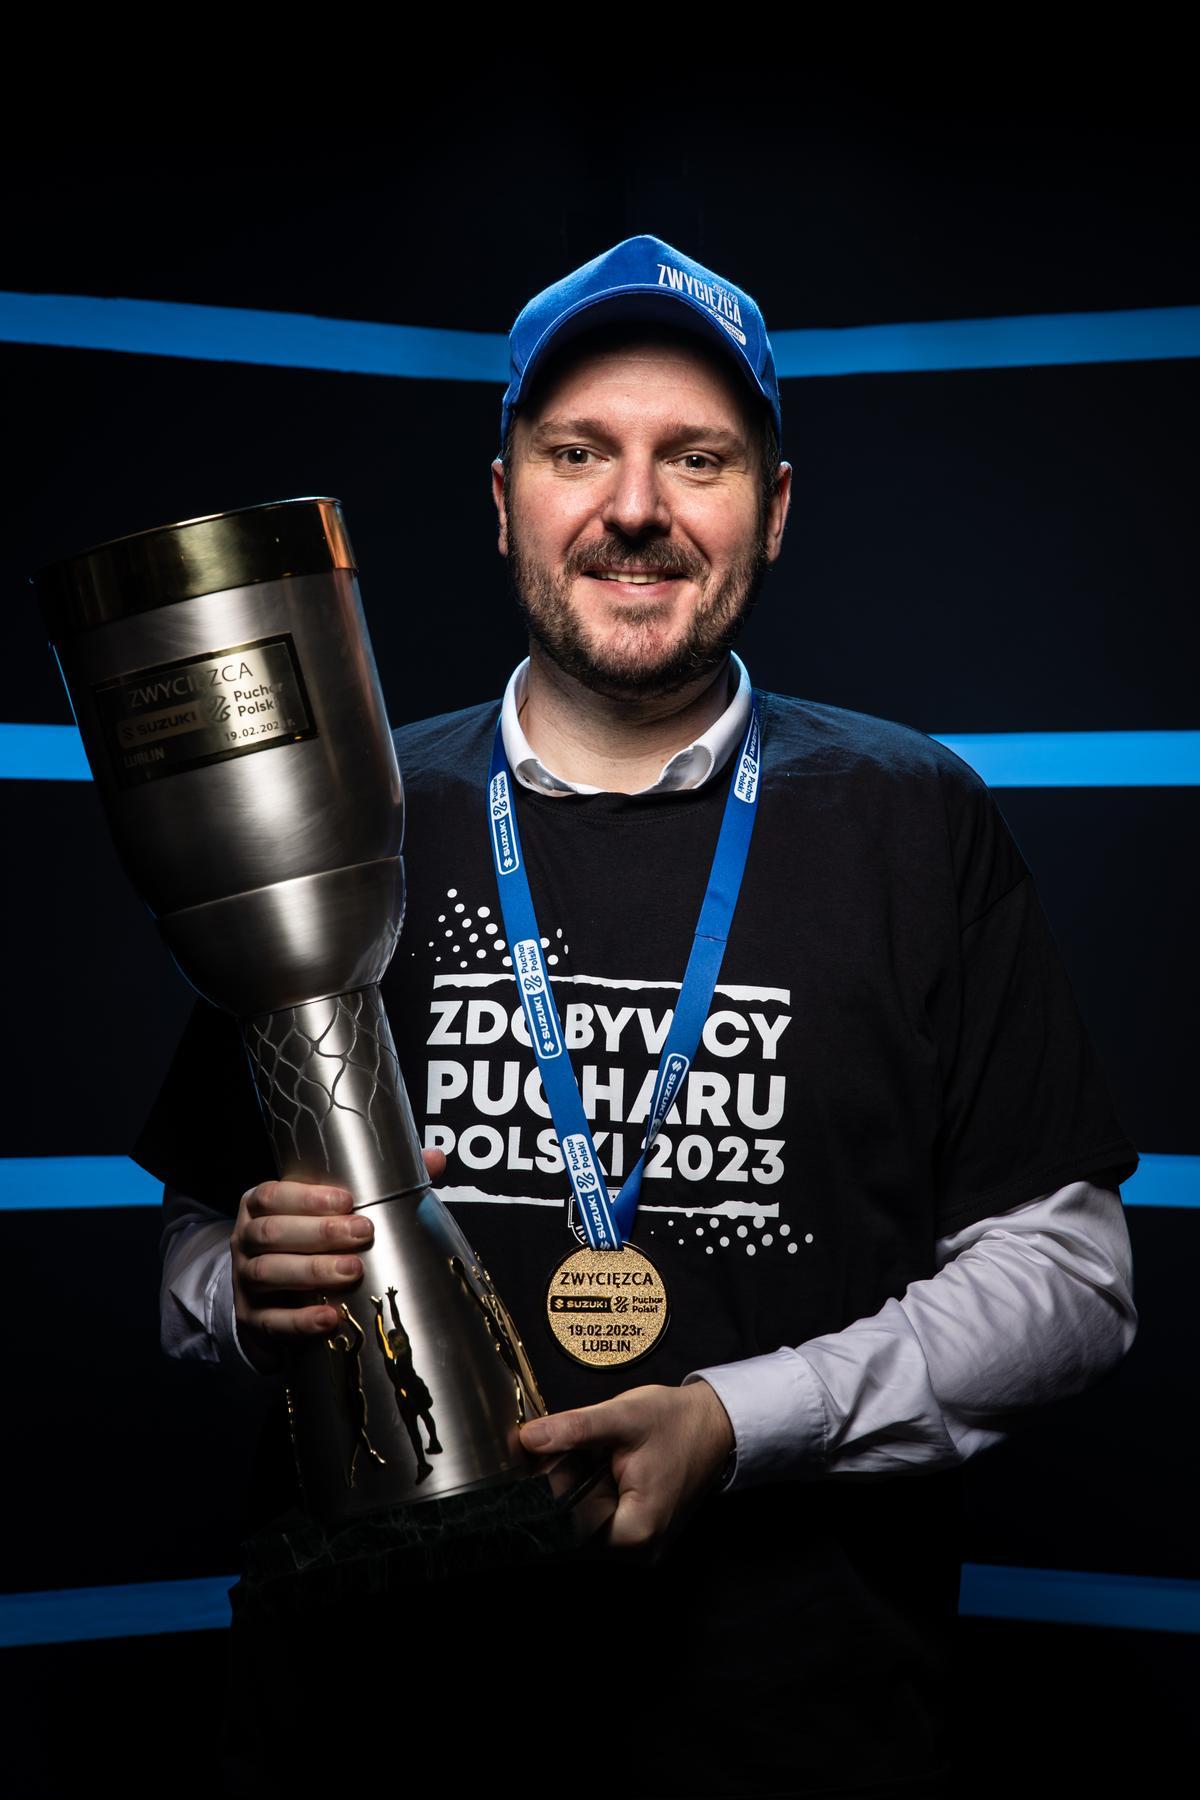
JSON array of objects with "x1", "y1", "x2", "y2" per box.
[{"x1": 570, "y1": 542, "x2": 700, "y2": 581}]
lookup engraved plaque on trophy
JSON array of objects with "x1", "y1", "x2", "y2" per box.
[{"x1": 32, "y1": 497, "x2": 569, "y2": 1532}]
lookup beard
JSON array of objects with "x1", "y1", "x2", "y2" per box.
[{"x1": 503, "y1": 503, "x2": 772, "y2": 701}]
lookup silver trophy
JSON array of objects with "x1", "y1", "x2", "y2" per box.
[{"x1": 32, "y1": 497, "x2": 571, "y2": 1532}]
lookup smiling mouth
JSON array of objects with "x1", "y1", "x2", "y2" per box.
[{"x1": 584, "y1": 571, "x2": 685, "y2": 586}]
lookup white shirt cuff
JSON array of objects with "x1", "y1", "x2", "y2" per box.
[
  {"x1": 683, "y1": 1352, "x2": 829, "y2": 1492},
  {"x1": 161, "y1": 1212, "x2": 274, "y2": 1382}
]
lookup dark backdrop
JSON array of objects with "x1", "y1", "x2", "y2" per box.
[{"x1": 2, "y1": 69, "x2": 1195, "y2": 1791}]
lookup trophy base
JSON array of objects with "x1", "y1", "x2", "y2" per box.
[{"x1": 228, "y1": 1456, "x2": 615, "y2": 1632}]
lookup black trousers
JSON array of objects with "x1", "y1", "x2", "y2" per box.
[{"x1": 219, "y1": 1476, "x2": 961, "y2": 1798}]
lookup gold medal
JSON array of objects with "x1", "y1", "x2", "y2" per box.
[{"x1": 545, "y1": 1242, "x2": 669, "y2": 1369}]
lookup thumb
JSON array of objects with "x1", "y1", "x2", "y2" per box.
[{"x1": 520, "y1": 1404, "x2": 613, "y2": 1456}]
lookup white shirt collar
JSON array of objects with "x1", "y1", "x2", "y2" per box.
[{"x1": 500, "y1": 653, "x2": 752, "y2": 797}]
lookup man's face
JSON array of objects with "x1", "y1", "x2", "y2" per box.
[{"x1": 491, "y1": 332, "x2": 791, "y2": 699}]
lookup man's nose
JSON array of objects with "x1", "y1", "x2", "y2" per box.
[{"x1": 599, "y1": 452, "x2": 672, "y2": 537}]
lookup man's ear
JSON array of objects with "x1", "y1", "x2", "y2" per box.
[
  {"x1": 765, "y1": 462, "x2": 793, "y2": 564},
  {"x1": 491, "y1": 458, "x2": 509, "y2": 556}
]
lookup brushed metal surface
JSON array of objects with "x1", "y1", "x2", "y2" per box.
[
  {"x1": 285, "y1": 1190, "x2": 545, "y2": 1524},
  {"x1": 52, "y1": 567, "x2": 401, "y2": 917},
  {"x1": 32, "y1": 494, "x2": 355, "y2": 634},
  {"x1": 160, "y1": 862, "x2": 405, "y2": 1015},
  {"x1": 37, "y1": 498, "x2": 559, "y2": 1527}
]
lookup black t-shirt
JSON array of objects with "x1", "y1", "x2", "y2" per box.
[{"x1": 134, "y1": 687, "x2": 1137, "y2": 1793}]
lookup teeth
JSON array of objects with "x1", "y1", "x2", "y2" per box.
[{"x1": 595, "y1": 573, "x2": 667, "y2": 584}]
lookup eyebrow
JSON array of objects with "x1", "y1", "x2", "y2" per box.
[{"x1": 527, "y1": 416, "x2": 748, "y2": 455}]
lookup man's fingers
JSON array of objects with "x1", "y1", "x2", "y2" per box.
[
  {"x1": 250, "y1": 1300, "x2": 341, "y2": 1338},
  {"x1": 239, "y1": 1299, "x2": 343, "y2": 1372},
  {"x1": 519, "y1": 1387, "x2": 713, "y2": 1560},
  {"x1": 520, "y1": 1410, "x2": 593, "y2": 1455},
  {"x1": 242, "y1": 1179, "x2": 354, "y2": 1217},
  {"x1": 520, "y1": 1398, "x2": 641, "y2": 1456},
  {"x1": 234, "y1": 1157, "x2": 439, "y2": 1355},
  {"x1": 597, "y1": 1490, "x2": 665, "y2": 1556},
  {"x1": 239, "y1": 1251, "x2": 368, "y2": 1293},
  {"x1": 241, "y1": 1210, "x2": 374, "y2": 1256},
  {"x1": 243, "y1": 1166, "x2": 442, "y2": 1212}
]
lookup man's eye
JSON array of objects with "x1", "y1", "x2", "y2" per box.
[
  {"x1": 678, "y1": 453, "x2": 719, "y2": 472},
  {"x1": 556, "y1": 447, "x2": 596, "y2": 466}
]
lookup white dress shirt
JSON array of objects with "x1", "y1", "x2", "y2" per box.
[{"x1": 158, "y1": 652, "x2": 1138, "y2": 1493}]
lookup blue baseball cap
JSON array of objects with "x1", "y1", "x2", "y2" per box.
[{"x1": 499, "y1": 233, "x2": 782, "y2": 458}]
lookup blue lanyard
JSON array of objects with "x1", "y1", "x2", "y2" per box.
[{"x1": 486, "y1": 693, "x2": 763, "y2": 1250}]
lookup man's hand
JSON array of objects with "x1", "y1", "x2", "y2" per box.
[
  {"x1": 231, "y1": 1149, "x2": 446, "y2": 1375},
  {"x1": 518, "y1": 1380, "x2": 735, "y2": 1553}
]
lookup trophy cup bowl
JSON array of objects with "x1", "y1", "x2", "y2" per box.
[{"x1": 32, "y1": 496, "x2": 597, "y2": 1540}]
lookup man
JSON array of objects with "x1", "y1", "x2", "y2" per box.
[{"x1": 137, "y1": 235, "x2": 1138, "y2": 1796}]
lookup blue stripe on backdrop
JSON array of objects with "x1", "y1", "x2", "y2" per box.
[
  {"x1": 0, "y1": 1575, "x2": 238, "y2": 1647},
  {"x1": 0, "y1": 1156, "x2": 166, "y2": 1210},
  {"x1": 771, "y1": 307, "x2": 1200, "y2": 376},
  {"x1": 0, "y1": 725, "x2": 89, "y2": 782},
  {"x1": 0, "y1": 1150, "x2": 1194, "y2": 1215},
  {"x1": 933, "y1": 731, "x2": 1200, "y2": 788},
  {"x1": 2, "y1": 1563, "x2": 1195, "y2": 1647},
  {"x1": 1116, "y1": 1153, "x2": 1200, "y2": 1210},
  {"x1": 0, "y1": 292, "x2": 506, "y2": 381},
  {"x1": 958, "y1": 1565, "x2": 1200, "y2": 1635},
  {"x1": 3, "y1": 292, "x2": 1199, "y2": 378},
  {"x1": 5, "y1": 723, "x2": 1200, "y2": 788}
]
